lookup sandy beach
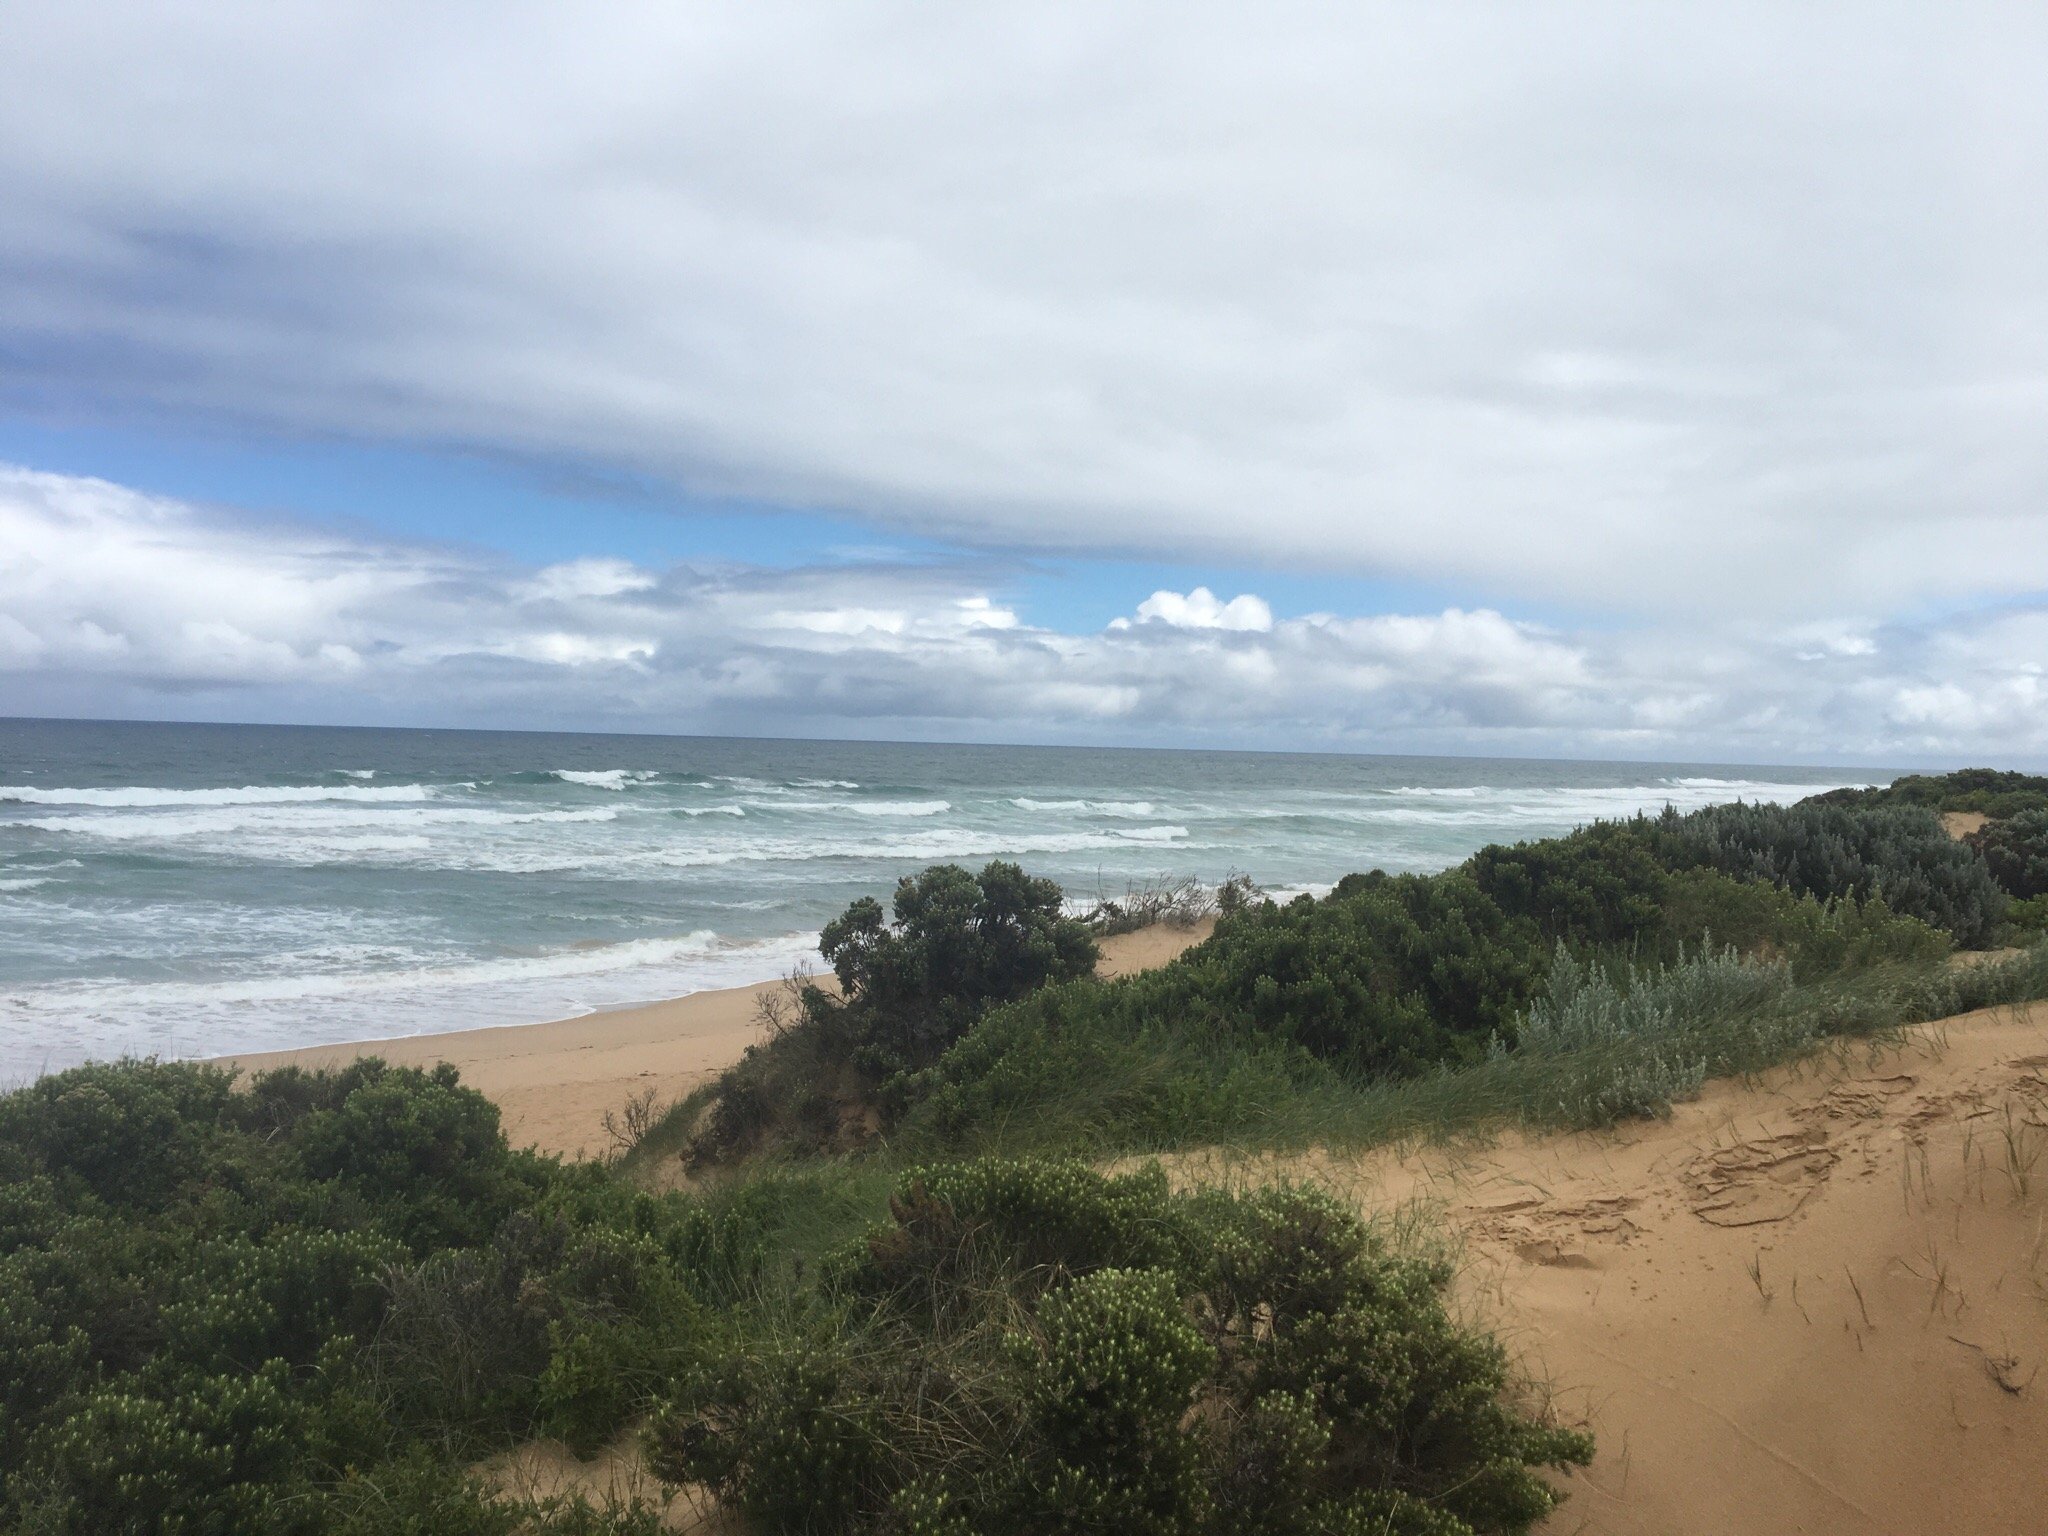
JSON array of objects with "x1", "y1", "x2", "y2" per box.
[{"x1": 222, "y1": 919, "x2": 1214, "y2": 1159}]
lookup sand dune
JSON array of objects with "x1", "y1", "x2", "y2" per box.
[
  {"x1": 240, "y1": 927, "x2": 2048, "y2": 1528},
  {"x1": 1159, "y1": 1004, "x2": 2048, "y2": 1535},
  {"x1": 223, "y1": 920, "x2": 1214, "y2": 1159}
]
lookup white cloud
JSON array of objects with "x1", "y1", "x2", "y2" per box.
[
  {"x1": 1, "y1": 4, "x2": 2045, "y2": 619},
  {"x1": 7, "y1": 464, "x2": 2048, "y2": 762},
  {"x1": 1116, "y1": 587, "x2": 1273, "y2": 631}
]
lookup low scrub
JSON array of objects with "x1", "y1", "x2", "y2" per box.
[
  {"x1": 651, "y1": 1158, "x2": 1590, "y2": 1536},
  {"x1": 1807, "y1": 768, "x2": 2048, "y2": 820},
  {"x1": 689, "y1": 862, "x2": 1097, "y2": 1164},
  {"x1": 1967, "y1": 808, "x2": 2048, "y2": 901},
  {"x1": 0, "y1": 1058, "x2": 747, "y2": 1532},
  {"x1": 1641, "y1": 800, "x2": 2008, "y2": 946}
]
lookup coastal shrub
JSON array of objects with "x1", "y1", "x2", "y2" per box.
[
  {"x1": 1515, "y1": 942, "x2": 1793, "y2": 1057},
  {"x1": 1651, "y1": 869, "x2": 1949, "y2": 977},
  {"x1": 2008, "y1": 895, "x2": 2048, "y2": 938},
  {"x1": 1808, "y1": 768, "x2": 2048, "y2": 820},
  {"x1": 0, "y1": 1058, "x2": 727, "y2": 1532},
  {"x1": 650, "y1": 1158, "x2": 1590, "y2": 1536},
  {"x1": 690, "y1": 862, "x2": 1097, "y2": 1162},
  {"x1": 1465, "y1": 827, "x2": 1952, "y2": 973},
  {"x1": 1185, "y1": 872, "x2": 1542, "y2": 1074},
  {"x1": 896, "y1": 872, "x2": 1544, "y2": 1153},
  {"x1": 1967, "y1": 808, "x2": 2048, "y2": 900},
  {"x1": 815, "y1": 860, "x2": 1099, "y2": 1072},
  {"x1": 1641, "y1": 800, "x2": 2007, "y2": 945},
  {"x1": 1465, "y1": 823, "x2": 1670, "y2": 947},
  {"x1": 1504, "y1": 944, "x2": 1795, "y2": 1123}
]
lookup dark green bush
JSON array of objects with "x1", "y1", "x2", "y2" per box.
[
  {"x1": 814, "y1": 860, "x2": 1099, "y2": 1075},
  {"x1": 1808, "y1": 768, "x2": 2048, "y2": 820},
  {"x1": 1967, "y1": 808, "x2": 2048, "y2": 900},
  {"x1": 1182, "y1": 873, "x2": 1541, "y2": 1074},
  {"x1": 1641, "y1": 800, "x2": 2007, "y2": 945},
  {"x1": 1465, "y1": 822, "x2": 1670, "y2": 947},
  {"x1": 692, "y1": 862, "x2": 1098, "y2": 1162},
  {"x1": 651, "y1": 1158, "x2": 1589, "y2": 1536},
  {"x1": 0, "y1": 1059, "x2": 718, "y2": 1532}
]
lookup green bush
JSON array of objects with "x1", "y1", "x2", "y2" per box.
[
  {"x1": 651, "y1": 1159, "x2": 1589, "y2": 1536},
  {"x1": 813, "y1": 860, "x2": 1100, "y2": 1075},
  {"x1": 1465, "y1": 822, "x2": 1669, "y2": 947},
  {"x1": 0, "y1": 1059, "x2": 719, "y2": 1532},
  {"x1": 1808, "y1": 768, "x2": 2048, "y2": 820},
  {"x1": 1642, "y1": 800, "x2": 2007, "y2": 945},
  {"x1": 1967, "y1": 808, "x2": 2048, "y2": 900},
  {"x1": 691, "y1": 862, "x2": 1099, "y2": 1163}
]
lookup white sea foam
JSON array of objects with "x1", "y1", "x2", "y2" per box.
[
  {"x1": 631, "y1": 824, "x2": 1196, "y2": 870},
  {"x1": 2, "y1": 928, "x2": 828, "y2": 1071},
  {"x1": 753, "y1": 798, "x2": 951, "y2": 817},
  {"x1": 0, "y1": 726, "x2": 1881, "y2": 1081},
  {"x1": 1011, "y1": 798, "x2": 1158, "y2": 816},
  {"x1": 551, "y1": 768, "x2": 662, "y2": 789},
  {"x1": 21, "y1": 805, "x2": 618, "y2": 840},
  {"x1": 1, "y1": 782, "x2": 445, "y2": 807},
  {"x1": 16, "y1": 930, "x2": 738, "y2": 1009}
]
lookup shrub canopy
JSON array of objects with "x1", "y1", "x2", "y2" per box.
[{"x1": 652, "y1": 1158, "x2": 1590, "y2": 1536}]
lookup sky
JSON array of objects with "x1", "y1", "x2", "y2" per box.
[{"x1": 2, "y1": 2, "x2": 2045, "y2": 763}]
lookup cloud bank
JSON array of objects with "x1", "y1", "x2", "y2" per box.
[
  {"x1": 2, "y1": 3, "x2": 2045, "y2": 621},
  {"x1": 6, "y1": 466, "x2": 2045, "y2": 762}
]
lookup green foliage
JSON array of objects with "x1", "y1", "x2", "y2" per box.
[
  {"x1": 2008, "y1": 894, "x2": 2048, "y2": 938},
  {"x1": 1642, "y1": 800, "x2": 2008, "y2": 945},
  {"x1": 1184, "y1": 873, "x2": 1541, "y2": 1075},
  {"x1": 1967, "y1": 808, "x2": 2048, "y2": 900},
  {"x1": 895, "y1": 871, "x2": 1550, "y2": 1157},
  {"x1": 691, "y1": 861, "x2": 1098, "y2": 1163},
  {"x1": 1465, "y1": 822, "x2": 1670, "y2": 947},
  {"x1": 1651, "y1": 868, "x2": 1949, "y2": 978},
  {"x1": 652, "y1": 1159, "x2": 1588, "y2": 1536},
  {"x1": 816, "y1": 860, "x2": 1099, "y2": 1074},
  {"x1": 1809, "y1": 768, "x2": 2048, "y2": 820},
  {"x1": 0, "y1": 1059, "x2": 719, "y2": 1531}
]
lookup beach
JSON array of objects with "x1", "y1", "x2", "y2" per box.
[
  {"x1": 221, "y1": 919, "x2": 1214, "y2": 1159},
  {"x1": 1, "y1": 717, "x2": 1876, "y2": 1082}
]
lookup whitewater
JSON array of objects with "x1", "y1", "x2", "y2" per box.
[{"x1": 0, "y1": 719, "x2": 1887, "y2": 1079}]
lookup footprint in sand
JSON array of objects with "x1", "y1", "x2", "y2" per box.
[{"x1": 1684, "y1": 1129, "x2": 1838, "y2": 1227}]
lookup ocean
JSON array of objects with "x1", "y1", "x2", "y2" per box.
[{"x1": 0, "y1": 718, "x2": 1883, "y2": 1080}]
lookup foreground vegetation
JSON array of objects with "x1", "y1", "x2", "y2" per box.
[{"x1": 9, "y1": 769, "x2": 2048, "y2": 1532}]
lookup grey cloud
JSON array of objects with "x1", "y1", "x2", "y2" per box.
[
  {"x1": 5, "y1": 465, "x2": 2047, "y2": 763},
  {"x1": 2, "y1": 4, "x2": 2045, "y2": 618}
]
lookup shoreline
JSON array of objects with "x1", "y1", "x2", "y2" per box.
[{"x1": 219, "y1": 919, "x2": 1214, "y2": 1159}]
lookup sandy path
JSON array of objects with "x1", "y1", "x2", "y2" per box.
[
  {"x1": 1160, "y1": 1004, "x2": 2048, "y2": 1534},
  {"x1": 223, "y1": 920, "x2": 1213, "y2": 1159}
]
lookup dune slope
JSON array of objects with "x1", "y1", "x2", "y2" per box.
[{"x1": 1315, "y1": 1004, "x2": 2048, "y2": 1534}]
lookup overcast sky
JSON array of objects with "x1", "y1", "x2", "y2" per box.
[{"x1": 3, "y1": 3, "x2": 2044, "y2": 761}]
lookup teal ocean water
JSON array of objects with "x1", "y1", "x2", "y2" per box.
[{"x1": 0, "y1": 718, "x2": 1883, "y2": 1078}]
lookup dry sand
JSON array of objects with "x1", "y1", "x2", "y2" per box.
[
  {"x1": 222, "y1": 919, "x2": 1214, "y2": 1159},
  {"x1": 1157, "y1": 1003, "x2": 2048, "y2": 1535},
  {"x1": 1943, "y1": 810, "x2": 1991, "y2": 839}
]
